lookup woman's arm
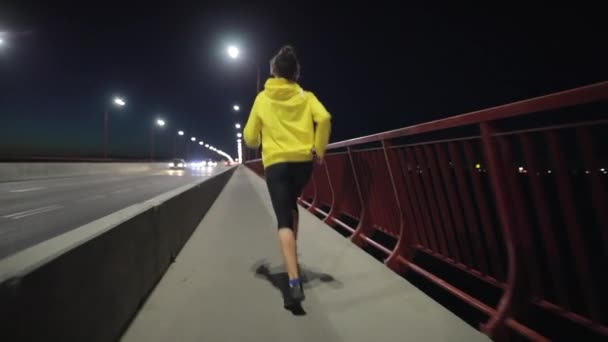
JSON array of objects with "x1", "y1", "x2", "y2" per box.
[
  {"x1": 244, "y1": 96, "x2": 262, "y2": 148},
  {"x1": 310, "y1": 93, "x2": 332, "y2": 158}
]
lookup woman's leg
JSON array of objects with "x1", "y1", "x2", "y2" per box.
[
  {"x1": 265, "y1": 164, "x2": 301, "y2": 282},
  {"x1": 292, "y1": 207, "x2": 299, "y2": 240},
  {"x1": 291, "y1": 162, "x2": 312, "y2": 243},
  {"x1": 278, "y1": 228, "x2": 299, "y2": 280}
]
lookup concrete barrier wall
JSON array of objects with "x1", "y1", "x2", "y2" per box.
[
  {"x1": 0, "y1": 162, "x2": 170, "y2": 182},
  {"x1": 0, "y1": 166, "x2": 237, "y2": 342}
]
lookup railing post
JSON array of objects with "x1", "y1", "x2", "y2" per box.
[
  {"x1": 382, "y1": 140, "x2": 413, "y2": 274},
  {"x1": 307, "y1": 172, "x2": 319, "y2": 213},
  {"x1": 322, "y1": 160, "x2": 337, "y2": 225},
  {"x1": 347, "y1": 146, "x2": 370, "y2": 246},
  {"x1": 478, "y1": 122, "x2": 521, "y2": 340}
]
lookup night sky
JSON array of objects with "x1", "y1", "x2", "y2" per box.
[{"x1": 1, "y1": 2, "x2": 606, "y2": 160}]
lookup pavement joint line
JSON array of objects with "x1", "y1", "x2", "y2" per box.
[
  {"x1": 111, "y1": 188, "x2": 132, "y2": 194},
  {"x1": 79, "y1": 195, "x2": 106, "y2": 202}
]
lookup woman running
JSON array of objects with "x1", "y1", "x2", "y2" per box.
[{"x1": 244, "y1": 45, "x2": 332, "y2": 307}]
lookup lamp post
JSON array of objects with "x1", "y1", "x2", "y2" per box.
[
  {"x1": 150, "y1": 118, "x2": 165, "y2": 161},
  {"x1": 103, "y1": 96, "x2": 126, "y2": 159},
  {"x1": 227, "y1": 44, "x2": 262, "y2": 162},
  {"x1": 174, "y1": 130, "x2": 185, "y2": 158},
  {"x1": 227, "y1": 45, "x2": 261, "y2": 95}
]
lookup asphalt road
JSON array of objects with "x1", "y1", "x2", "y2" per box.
[{"x1": 0, "y1": 166, "x2": 228, "y2": 259}]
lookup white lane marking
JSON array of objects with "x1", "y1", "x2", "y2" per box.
[
  {"x1": 3, "y1": 205, "x2": 63, "y2": 219},
  {"x1": 9, "y1": 187, "x2": 47, "y2": 193},
  {"x1": 80, "y1": 195, "x2": 106, "y2": 202},
  {"x1": 53, "y1": 177, "x2": 124, "y2": 188},
  {"x1": 3, "y1": 205, "x2": 59, "y2": 218},
  {"x1": 111, "y1": 188, "x2": 132, "y2": 194}
]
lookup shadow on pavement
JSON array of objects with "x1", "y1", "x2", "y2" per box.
[{"x1": 252, "y1": 259, "x2": 343, "y2": 316}]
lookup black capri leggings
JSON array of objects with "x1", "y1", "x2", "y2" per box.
[{"x1": 265, "y1": 161, "x2": 313, "y2": 230}]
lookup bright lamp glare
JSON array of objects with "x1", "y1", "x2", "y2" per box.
[
  {"x1": 237, "y1": 133, "x2": 242, "y2": 138},
  {"x1": 113, "y1": 97, "x2": 126, "y2": 106},
  {"x1": 235, "y1": 123, "x2": 241, "y2": 129},
  {"x1": 191, "y1": 137, "x2": 196, "y2": 142},
  {"x1": 227, "y1": 46, "x2": 240, "y2": 59},
  {"x1": 199, "y1": 141, "x2": 204, "y2": 146},
  {"x1": 205, "y1": 144, "x2": 209, "y2": 148},
  {"x1": 233, "y1": 105, "x2": 240, "y2": 111},
  {"x1": 178, "y1": 131, "x2": 184, "y2": 136},
  {"x1": 156, "y1": 119, "x2": 165, "y2": 127}
]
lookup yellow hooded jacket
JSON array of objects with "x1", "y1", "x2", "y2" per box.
[{"x1": 244, "y1": 78, "x2": 332, "y2": 168}]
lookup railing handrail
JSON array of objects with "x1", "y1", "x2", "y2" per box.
[
  {"x1": 244, "y1": 81, "x2": 608, "y2": 339},
  {"x1": 327, "y1": 81, "x2": 608, "y2": 149}
]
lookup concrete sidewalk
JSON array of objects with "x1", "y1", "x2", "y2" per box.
[{"x1": 121, "y1": 166, "x2": 489, "y2": 342}]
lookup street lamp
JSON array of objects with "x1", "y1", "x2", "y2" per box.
[
  {"x1": 226, "y1": 45, "x2": 261, "y2": 93},
  {"x1": 199, "y1": 141, "x2": 204, "y2": 146},
  {"x1": 237, "y1": 133, "x2": 242, "y2": 138},
  {"x1": 150, "y1": 117, "x2": 166, "y2": 161},
  {"x1": 233, "y1": 105, "x2": 240, "y2": 111},
  {"x1": 237, "y1": 139, "x2": 243, "y2": 164},
  {"x1": 205, "y1": 144, "x2": 209, "y2": 148},
  {"x1": 173, "y1": 130, "x2": 185, "y2": 158},
  {"x1": 103, "y1": 96, "x2": 127, "y2": 159},
  {"x1": 191, "y1": 137, "x2": 196, "y2": 142},
  {"x1": 227, "y1": 45, "x2": 240, "y2": 59},
  {"x1": 235, "y1": 123, "x2": 241, "y2": 129}
]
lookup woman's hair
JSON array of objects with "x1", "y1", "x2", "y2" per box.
[{"x1": 270, "y1": 45, "x2": 300, "y2": 81}]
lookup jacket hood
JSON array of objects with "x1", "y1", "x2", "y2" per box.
[{"x1": 263, "y1": 78, "x2": 305, "y2": 104}]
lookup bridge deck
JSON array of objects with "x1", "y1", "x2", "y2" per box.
[{"x1": 121, "y1": 166, "x2": 489, "y2": 342}]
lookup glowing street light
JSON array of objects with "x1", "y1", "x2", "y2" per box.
[
  {"x1": 191, "y1": 137, "x2": 196, "y2": 142},
  {"x1": 103, "y1": 95, "x2": 127, "y2": 159},
  {"x1": 174, "y1": 130, "x2": 186, "y2": 158},
  {"x1": 199, "y1": 141, "x2": 204, "y2": 146},
  {"x1": 233, "y1": 105, "x2": 240, "y2": 111},
  {"x1": 235, "y1": 123, "x2": 241, "y2": 129},
  {"x1": 237, "y1": 133, "x2": 242, "y2": 138},
  {"x1": 150, "y1": 117, "x2": 166, "y2": 161},
  {"x1": 205, "y1": 144, "x2": 209, "y2": 148},
  {"x1": 113, "y1": 97, "x2": 126, "y2": 106},
  {"x1": 225, "y1": 45, "x2": 261, "y2": 93},
  {"x1": 0, "y1": 38, "x2": 4, "y2": 46},
  {"x1": 227, "y1": 45, "x2": 240, "y2": 59}
]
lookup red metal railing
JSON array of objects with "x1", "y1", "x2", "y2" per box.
[{"x1": 245, "y1": 81, "x2": 608, "y2": 341}]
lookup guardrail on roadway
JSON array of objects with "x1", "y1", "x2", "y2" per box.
[
  {"x1": 0, "y1": 166, "x2": 237, "y2": 341},
  {"x1": 246, "y1": 81, "x2": 608, "y2": 341}
]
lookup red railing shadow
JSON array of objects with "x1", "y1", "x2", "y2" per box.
[{"x1": 245, "y1": 81, "x2": 608, "y2": 341}]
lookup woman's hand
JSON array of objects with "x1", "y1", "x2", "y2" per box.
[{"x1": 312, "y1": 147, "x2": 323, "y2": 165}]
